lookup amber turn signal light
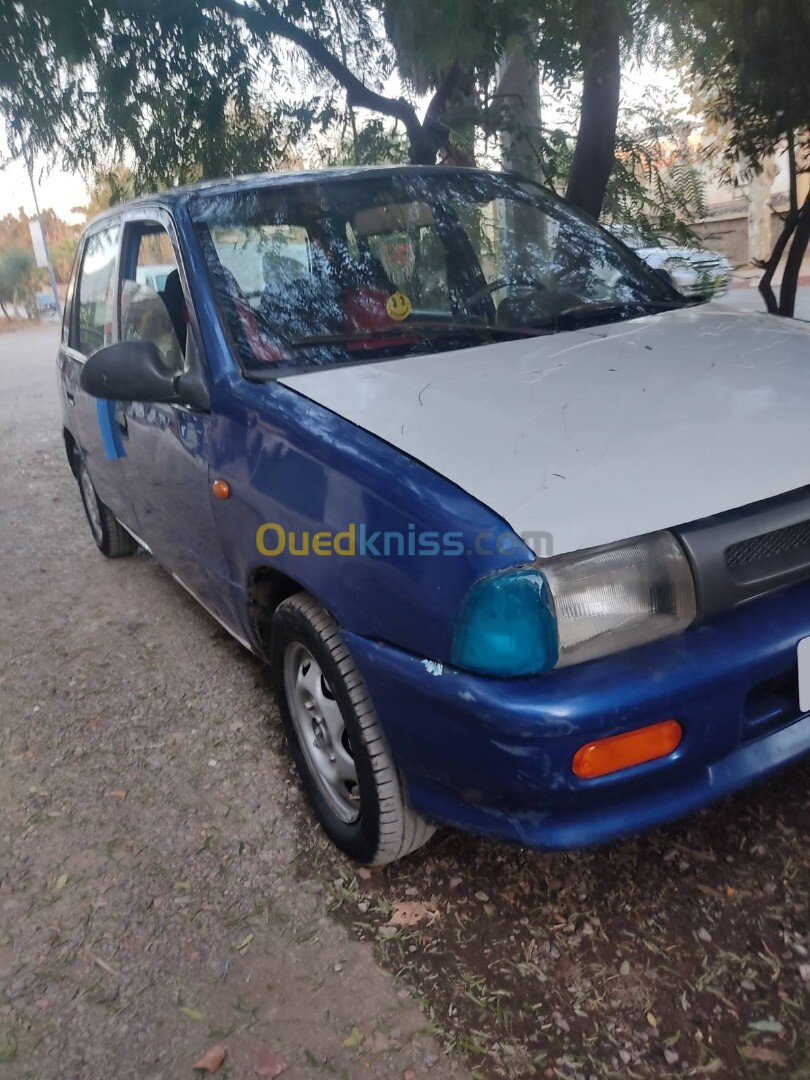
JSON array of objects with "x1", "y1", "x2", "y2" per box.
[
  {"x1": 212, "y1": 479, "x2": 231, "y2": 500},
  {"x1": 572, "y1": 720, "x2": 682, "y2": 780}
]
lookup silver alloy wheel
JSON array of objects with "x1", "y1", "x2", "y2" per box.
[
  {"x1": 79, "y1": 462, "x2": 103, "y2": 543},
  {"x1": 283, "y1": 642, "x2": 360, "y2": 823}
]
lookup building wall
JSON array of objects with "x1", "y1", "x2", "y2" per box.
[{"x1": 695, "y1": 143, "x2": 810, "y2": 265}]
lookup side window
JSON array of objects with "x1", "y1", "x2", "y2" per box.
[
  {"x1": 120, "y1": 224, "x2": 185, "y2": 371},
  {"x1": 74, "y1": 224, "x2": 120, "y2": 355}
]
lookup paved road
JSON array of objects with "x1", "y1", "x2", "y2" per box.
[
  {"x1": 724, "y1": 281, "x2": 810, "y2": 320},
  {"x1": 0, "y1": 324, "x2": 463, "y2": 1078}
]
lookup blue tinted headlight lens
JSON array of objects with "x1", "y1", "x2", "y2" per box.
[{"x1": 451, "y1": 569, "x2": 558, "y2": 677}]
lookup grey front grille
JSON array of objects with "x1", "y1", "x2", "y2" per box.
[
  {"x1": 726, "y1": 519, "x2": 810, "y2": 572},
  {"x1": 676, "y1": 485, "x2": 810, "y2": 617}
]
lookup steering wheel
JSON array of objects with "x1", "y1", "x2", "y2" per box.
[{"x1": 462, "y1": 275, "x2": 547, "y2": 315}]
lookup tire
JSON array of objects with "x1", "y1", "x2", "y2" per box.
[
  {"x1": 75, "y1": 454, "x2": 137, "y2": 558},
  {"x1": 270, "y1": 592, "x2": 434, "y2": 865}
]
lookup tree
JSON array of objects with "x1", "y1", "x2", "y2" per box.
[
  {"x1": 0, "y1": 206, "x2": 79, "y2": 284},
  {"x1": 384, "y1": 0, "x2": 684, "y2": 218},
  {"x1": 680, "y1": 0, "x2": 810, "y2": 316},
  {"x1": 0, "y1": 249, "x2": 44, "y2": 319},
  {"x1": 3, "y1": 0, "x2": 681, "y2": 222},
  {"x1": 0, "y1": 257, "x2": 14, "y2": 319},
  {"x1": 50, "y1": 236, "x2": 80, "y2": 283},
  {"x1": 563, "y1": 0, "x2": 622, "y2": 218},
  {"x1": 0, "y1": 0, "x2": 458, "y2": 186},
  {"x1": 1, "y1": 0, "x2": 722, "y2": 236}
]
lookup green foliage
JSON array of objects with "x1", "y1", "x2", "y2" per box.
[
  {"x1": 50, "y1": 236, "x2": 80, "y2": 284},
  {"x1": 0, "y1": 254, "x2": 14, "y2": 317},
  {"x1": 0, "y1": 0, "x2": 714, "y2": 235},
  {"x1": 605, "y1": 108, "x2": 707, "y2": 245},
  {"x1": 325, "y1": 119, "x2": 409, "y2": 167},
  {"x1": 383, "y1": 0, "x2": 524, "y2": 93},
  {"x1": 1, "y1": 1, "x2": 388, "y2": 188},
  {"x1": 680, "y1": 0, "x2": 810, "y2": 165},
  {"x1": 0, "y1": 248, "x2": 44, "y2": 318},
  {"x1": 537, "y1": 100, "x2": 707, "y2": 246}
]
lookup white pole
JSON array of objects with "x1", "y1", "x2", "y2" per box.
[{"x1": 26, "y1": 156, "x2": 61, "y2": 315}]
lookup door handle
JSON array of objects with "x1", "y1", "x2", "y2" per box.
[{"x1": 65, "y1": 390, "x2": 75, "y2": 404}]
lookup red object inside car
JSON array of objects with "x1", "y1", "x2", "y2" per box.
[{"x1": 342, "y1": 286, "x2": 413, "y2": 350}]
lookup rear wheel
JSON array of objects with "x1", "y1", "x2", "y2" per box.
[
  {"x1": 270, "y1": 592, "x2": 434, "y2": 865},
  {"x1": 75, "y1": 455, "x2": 137, "y2": 558}
]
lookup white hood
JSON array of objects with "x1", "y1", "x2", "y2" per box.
[{"x1": 280, "y1": 304, "x2": 810, "y2": 557}]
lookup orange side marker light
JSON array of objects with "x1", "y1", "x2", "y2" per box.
[
  {"x1": 572, "y1": 720, "x2": 682, "y2": 780},
  {"x1": 212, "y1": 479, "x2": 231, "y2": 500}
]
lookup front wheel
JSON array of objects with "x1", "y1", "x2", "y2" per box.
[
  {"x1": 75, "y1": 455, "x2": 137, "y2": 558},
  {"x1": 270, "y1": 592, "x2": 434, "y2": 865}
]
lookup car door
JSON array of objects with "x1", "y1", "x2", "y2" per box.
[
  {"x1": 59, "y1": 218, "x2": 139, "y2": 530},
  {"x1": 113, "y1": 209, "x2": 229, "y2": 616}
]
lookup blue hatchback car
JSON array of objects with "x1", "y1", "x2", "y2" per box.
[{"x1": 59, "y1": 165, "x2": 810, "y2": 864}]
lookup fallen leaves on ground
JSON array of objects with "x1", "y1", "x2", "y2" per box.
[
  {"x1": 366, "y1": 1031, "x2": 397, "y2": 1053},
  {"x1": 193, "y1": 1045, "x2": 226, "y2": 1073},
  {"x1": 748, "y1": 1020, "x2": 784, "y2": 1034},
  {"x1": 740, "y1": 1046, "x2": 787, "y2": 1065},
  {"x1": 696, "y1": 883, "x2": 727, "y2": 900},
  {"x1": 343, "y1": 1026, "x2": 364, "y2": 1048},
  {"x1": 180, "y1": 1005, "x2": 204, "y2": 1021},
  {"x1": 0, "y1": 1032, "x2": 17, "y2": 1064},
  {"x1": 303, "y1": 757, "x2": 810, "y2": 1079},
  {"x1": 388, "y1": 900, "x2": 438, "y2": 926},
  {"x1": 254, "y1": 1045, "x2": 288, "y2": 1077}
]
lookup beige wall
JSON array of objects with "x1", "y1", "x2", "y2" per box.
[{"x1": 696, "y1": 143, "x2": 810, "y2": 265}]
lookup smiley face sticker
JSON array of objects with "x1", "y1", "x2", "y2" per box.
[{"x1": 386, "y1": 291, "x2": 412, "y2": 321}]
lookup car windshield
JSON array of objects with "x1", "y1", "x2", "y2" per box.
[{"x1": 189, "y1": 170, "x2": 684, "y2": 376}]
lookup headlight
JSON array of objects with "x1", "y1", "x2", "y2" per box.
[
  {"x1": 452, "y1": 531, "x2": 696, "y2": 677},
  {"x1": 542, "y1": 531, "x2": 697, "y2": 666}
]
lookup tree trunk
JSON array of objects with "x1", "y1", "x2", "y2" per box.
[
  {"x1": 495, "y1": 28, "x2": 542, "y2": 182},
  {"x1": 565, "y1": 16, "x2": 621, "y2": 220},
  {"x1": 758, "y1": 210, "x2": 799, "y2": 314},
  {"x1": 778, "y1": 191, "x2": 810, "y2": 317},
  {"x1": 409, "y1": 64, "x2": 471, "y2": 165}
]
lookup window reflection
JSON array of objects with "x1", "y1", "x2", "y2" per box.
[{"x1": 190, "y1": 172, "x2": 678, "y2": 376}]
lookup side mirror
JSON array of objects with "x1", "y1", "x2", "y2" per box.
[
  {"x1": 80, "y1": 340, "x2": 179, "y2": 403},
  {"x1": 79, "y1": 340, "x2": 209, "y2": 411}
]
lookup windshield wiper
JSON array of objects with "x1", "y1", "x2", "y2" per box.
[
  {"x1": 549, "y1": 297, "x2": 693, "y2": 326},
  {"x1": 289, "y1": 319, "x2": 552, "y2": 349}
]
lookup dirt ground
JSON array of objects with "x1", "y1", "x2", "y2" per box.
[
  {"x1": 0, "y1": 325, "x2": 465, "y2": 1079},
  {"x1": 3, "y1": 324, "x2": 810, "y2": 1079}
]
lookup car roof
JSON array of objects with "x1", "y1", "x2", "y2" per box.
[{"x1": 85, "y1": 164, "x2": 494, "y2": 230}]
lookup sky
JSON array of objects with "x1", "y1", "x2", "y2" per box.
[{"x1": 1, "y1": 153, "x2": 88, "y2": 222}]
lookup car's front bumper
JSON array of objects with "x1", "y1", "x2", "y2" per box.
[{"x1": 344, "y1": 581, "x2": 810, "y2": 849}]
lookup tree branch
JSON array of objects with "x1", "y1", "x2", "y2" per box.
[
  {"x1": 200, "y1": 0, "x2": 426, "y2": 151},
  {"x1": 410, "y1": 63, "x2": 466, "y2": 164}
]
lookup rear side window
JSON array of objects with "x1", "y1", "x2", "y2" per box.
[{"x1": 74, "y1": 224, "x2": 120, "y2": 355}]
